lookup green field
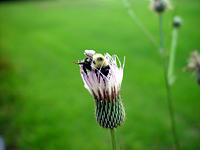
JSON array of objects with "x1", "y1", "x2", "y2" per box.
[{"x1": 0, "y1": 0, "x2": 200, "y2": 150}]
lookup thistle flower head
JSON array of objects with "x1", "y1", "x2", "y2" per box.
[
  {"x1": 184, "y1": 50, "x2": 200, "y2": 85},
  {"x1": 151, "y1": 0, "x2": 170, "y2": 13},
  {"x1": 77, "y1": 50, "x2": 126, "y2": 129},
  {"x1": 80, "y1": 53, "x2": 124, "y2": 101}
]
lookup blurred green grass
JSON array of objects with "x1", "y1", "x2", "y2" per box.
[{"x1": 0, "y1": 0, "x2": 200, "y2": 150}]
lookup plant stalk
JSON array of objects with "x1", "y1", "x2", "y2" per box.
[
  {"x1": 110, "y1": 129, "x2": 117, "y2": 150},
  {"x1": 158, "y1": 14, "x2": 180, "y2": 150},
  {"x1": 168, "y1": 28, "x2": 178, "y2": 85}
]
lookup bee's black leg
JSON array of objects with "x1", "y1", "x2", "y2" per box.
[{"x1": 83, "y1": 66, "x2": 88, "y2": 75}]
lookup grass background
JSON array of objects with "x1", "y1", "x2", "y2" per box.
[{"x1": 0, "y1": 0, "x2": 200, "y2": 150}]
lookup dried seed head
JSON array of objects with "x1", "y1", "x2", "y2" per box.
[
  {"x1": 151, "y1": 0, "x2": 170, "y2": 13},
  {"x1": 173, "y1": 16, "x2": 182, "y2": 28}
]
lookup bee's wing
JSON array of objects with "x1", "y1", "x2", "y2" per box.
[{"x1": 84, "y1": 50, "x2": 96, "y2": 57}]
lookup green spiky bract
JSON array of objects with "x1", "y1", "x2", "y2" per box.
[{"x1": 95, "y1": 98, "x2": 125, "y2": 129}]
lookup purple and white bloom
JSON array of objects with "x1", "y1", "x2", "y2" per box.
[{"x1": 78, "y1": 50, "x2": 126, "y2": 129}]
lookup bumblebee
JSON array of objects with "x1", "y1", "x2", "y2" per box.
[
  {"x1": 92, "y1": 53, "x2": 110, "y2": 77},
  {"x1": 75, "y1": 50, "x2": 110, "y2": 77}
]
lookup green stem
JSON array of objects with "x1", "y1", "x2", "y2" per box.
[
  {"x1": 168, "y1": 28, "x2": 178, "y2": 85},
  {"x1": 158, "y1": 14, "x2": 180, "y2": 150},
  {"x1": 110, "y1": 129, "x2": 117, "y2": 150}
]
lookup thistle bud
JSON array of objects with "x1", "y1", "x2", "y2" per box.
[
  {"x1": 151, "y1": 0, "x2": 169, "y2": 13},
  {"x1": 78, "y1": 50, "x2": 126, "y2": 129},
  {"x1": 173, "y1": 16, "x2": 182, "y2": 28},
  {"x1": 184, "y1": 50, "x2": 200, "y2": 85}
]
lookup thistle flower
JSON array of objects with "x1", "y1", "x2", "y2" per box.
[
  {"x1": 151, "y1": 0, "x2": 170, "y2": 13},
  {"x1": 184, "y1": 50, "x2": 200, "y2": 85},
  {"x1": 78, "y1": 50, "x2": 125, "y2": 129}
]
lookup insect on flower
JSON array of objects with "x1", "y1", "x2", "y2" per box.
[{"x1": 75, "y1": 50, "x2": 126, "y2": 129}]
